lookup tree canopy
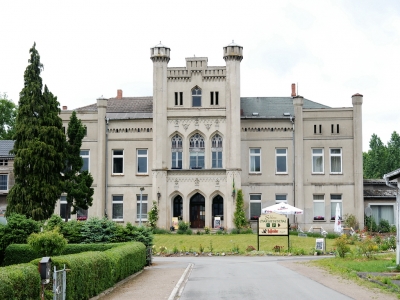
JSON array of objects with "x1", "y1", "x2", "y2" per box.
[
  {"x1": 363, "y1": 131, "x2": 400, "y2": 179},
  {"x1": 6, "y1": 43, "x2": 66, "y2": 221},
  {"x1": 0, "y1": 93, "x2": 18, "y2": 140},
  {"x1": 63, "y1": 111, "x2": 94, "y2": 221}
]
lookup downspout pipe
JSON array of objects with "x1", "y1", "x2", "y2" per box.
[{"x1": 105, "y1": 117, "x2": 110, "y2": 218}]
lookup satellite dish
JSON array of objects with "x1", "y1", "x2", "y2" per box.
[{"x1": 365, "y1": 207, "x2": 372, "y2": 217}]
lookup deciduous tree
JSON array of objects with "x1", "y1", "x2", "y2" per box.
[
  {"x1": 0, "y1": 93, "x2": 17, "y2": 140},
  {"x1": 6, "y1": 43, "x2": 65, "y2": 221}
]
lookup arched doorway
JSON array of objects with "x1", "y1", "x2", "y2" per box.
[
  {"x1": 212, "y1": 195, "x2": 223, "y2": 228},
  {"x1": 173, "y1": 195, "x2": 183, "y2": 219},
  {"x1": 190, "y1": 193, "x2": 205, "y2": 228}
]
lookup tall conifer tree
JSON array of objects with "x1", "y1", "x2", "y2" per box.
[
  {"x1": 6, "y1": 43, "x2": 65, "y2": 221},
  {"x1": 63, "y1": 111, "x2": 94, "y2": 221}
]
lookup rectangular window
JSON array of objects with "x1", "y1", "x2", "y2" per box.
[
  {"x1": 0, "y1": 174, "x2": 8, "y2": 191},
  {"x1": 331, "y1": 124, "x2": 334, "y2": 134},
  {"x1": 275, "y1": 194, "x2": 287, "y2": 204},
  {"x1": 112, "y1": 195, "x2": 123, "y2": 220},
  {"x1": 337, "y1": 124, "x2": 340, "y2": 134},
  {"x1": 276, "y1": 148, "x2": 287, "y2": 173},
  {"x1": 83, "y1": 126, "x2": 87, "y2": 136},
  {"x1": 172, "y1": 152, "x2": 182, "y2": 169},
  {"x1": 210, "y1": 91, "x2": 214, "y2": 105},
  {"x1": 60, "y1": 195, "x2": 71, "y2": 220},
  {"x1": 314, "y1": 125, "x2": 321, "y2": 134},
  {"x1": 80, "y1": 150, "x2": 90, "y2": 172},
  {"x1": 0, "y1": 160, "x2": 8, "y2": 166},
  {"x1": 180, "y1": 92, "x2": 183, "y2": 105},
  {"x1": 330, "y1": 194, "x2": 342, "y2": 220},
  {"x1": 112, "y1": 150, "x2": 124, "y2": 174},
  {"x1": 330, "y1": 148, "x2": 342, "y2": 173},
  {"x1": 136, "y1": 194, "x2": 148, "y2": 220},
  {"x1": 175, "y1": 92, "x2": 178, "y2": 105},
  {"x1": 371, "y1": 205, "x2": 394, "y2": 225},
  {"x1": 190, "y1": 152, "x2": 205, "y2": 169},
  {"x1": 312, "y1": 148, "x2": 324, "y2": 173},
  {"x1": 249, "y1": 148, "x2": 261, "y2": 173},
  {"x1": 313, "y1": 195, "x2": 325, "y2": 220},
  {"x1": 250, "y1": 194, "x2": 261, "y2": 219},
  {"x1": 215, "y1": 92, "x2": 219, "y2": 105},
  {"x1": 137, "y1": 149, "x2": 148, "y2": 174},
  {"x1": 212, "y1": 151, "x2": 223, "y2": 168}
]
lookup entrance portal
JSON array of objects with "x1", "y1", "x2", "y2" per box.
[{"x1": 190, "y1": 193, "x2": 205, "y2": 228}]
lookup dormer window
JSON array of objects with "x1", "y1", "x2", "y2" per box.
[{"x1": 192, "y1": 87, "x2": 202, "y2": 107}]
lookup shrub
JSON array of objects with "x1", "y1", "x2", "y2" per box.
[
  {"x1": 147, "y1": 201, "x2": 159, "y2": 229},
  {"x1": 27, "y1": 229, "x2": 67, "y2": 257},
  {"x1": 81, "y1": 217, "x2": 117, "y2": 243},
  {"x1": 365, "y1": 215, "x2": 378, "y2": 232},
  {"x1": 233, "y1": 190, "x2": 247, "y2": 229},
  {"x1": 334, "y1": 234, "x2": 351, "y2": 258},
  {"x1": 378, "y1": 219, "x2": 390, "y2": 233},
  {"x1": 343, "y1": 214, "x2": 358, "y2": 229},
  {"x1": 0, "y1": 263, "x2": 40, "y2": 299},
  {"x1": 60, "y1": 220, "x2": 84, "y2": 243},
  {"x1": 177, "y1": 221, "x2": 192, "y2": 235},
  {"x1": 44, "y1": 214, "x2": 64, "y2": 231},
  {"x1": 152, "y1": 227, "x2": 171, "y2": 234},
  {"x1": 357, "y1": 237, "x2": 378, "y2": 258},
  {"x1": 204, "y1": 226, "x2": 210, "y2": 234}
]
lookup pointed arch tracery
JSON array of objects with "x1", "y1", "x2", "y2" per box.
[{"x1": 191, "y1": 86, "x2": 202, "y2": 107}]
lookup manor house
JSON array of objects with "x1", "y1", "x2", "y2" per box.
[{"x1": 58, "y1": 42, "x2": 364, "y2": 231}]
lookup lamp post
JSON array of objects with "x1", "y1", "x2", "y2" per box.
[{"x1": 139, "y1": 187, "x2": 144, "y2": 226}]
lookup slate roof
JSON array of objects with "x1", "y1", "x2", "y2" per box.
[
  {"x1": 240, "y1": 97, "x2": 330, "y2": 118},
  {"x1": 74, "y1": 96, "x2": 331, "y2": 120},
  {"x1": 0, "y1": 140, "x2": 14, "y2": 158},
  {"x1": 363, "y1": 179, "x2": 397, "y2": 198}
]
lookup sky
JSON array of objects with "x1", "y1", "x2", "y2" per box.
[{"x1": 1, "y1": 0, "x2": 399, "y2": 151}]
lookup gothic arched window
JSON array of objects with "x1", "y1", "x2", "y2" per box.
[
  {"x1": 211, "y1": 134, "x2": 223, "y2": 168},
  {"x1": 189, "y1": 133, "x2": 205, "y2": 169},
  {"x1": 192, "y1": 87, "x2": 202, "y2": 107},
  {"x1": 171, "y1": 134, "x2": 182, "y2": 169}
]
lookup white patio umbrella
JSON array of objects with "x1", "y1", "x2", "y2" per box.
[
  {"x1": 261, "y1": 203, "x2": 303, "y2": 215},
  {"x1": 334, "y1": 203, "x2": 342, "y2": 233}
]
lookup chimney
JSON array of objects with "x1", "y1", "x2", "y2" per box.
[
  {"x1": 62, "y1": 106, "x2": 67, "y2": 110},
  {"x1": 117, "y1": 89, "x2": 123, "y2": 99},
  {"x1": 291, "y1": 83, "x2": 296, "y2": 97}
]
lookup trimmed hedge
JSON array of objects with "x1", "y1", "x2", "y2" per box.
[
  {"x1": 0, "y1": 263, "x2": 41, "y2": 299},
  {"x1": 30, "y1": 242, "x2": 146, "y2": 300},
  {"x1": 4, "y1": 243, "x2": 125, "y2": 266}
]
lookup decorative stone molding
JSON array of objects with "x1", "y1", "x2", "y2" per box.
[
  {"x1": 241, "y1": 127, "x2": 293, "y2": 132},
  {"x1": 108, "y1": 127, "x2": 153, "y2": 133},
  {"x1": 205, "y1": 123, "x2": 212, "y2": 131}
]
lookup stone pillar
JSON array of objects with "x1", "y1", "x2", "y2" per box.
[
  {"x1": 293, "y1": 96, "x2": 304, "y2": 226},
  {"x1": 97, "y1": 98, "x2": 108, "y2": 217},
  {"x1": 150, "y1": 43, "x2": 170, "y2": 228},
  {"x1": 352, "y1": 93, "x2": 363, "y2": 229},
  {"x1": 223, "y1": 41, "x2": 243, "y2": 229}
]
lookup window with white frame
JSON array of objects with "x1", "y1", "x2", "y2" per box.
[
  {"x1": 371, "y1": 205, "x2": 394, "y2": 225},
  {"x1": 171, "y1": 134, "x2": 183, "y2": 169},
  {"x1": 137, "y1": 149, "x2": 148, "y2": 174},
  {"x1": 312, "y1": 148, "x2": 324, "y2": 173},
  {"x1": 250, "y1": 194, "x2": 261, "y2": 219},
  {"x1": 275, "y1": 194, "x2": 287, "y2": 204},
  {"x1": 192, "y1": 87, "x2": 202, "y2": 107},
  {"x1": 112, "y1": 195, "x2": 123, "y2": 220},
  {"x1": 189, "y1": 133, "x2": 205, "y2": 169},
  {"x1": 0, "y1": 174, "x2": 8, "y2": 191},
  {"x1": 112, "y1": 150, "x2": 124, "y2": 174},
  {"x1": 313, "y1": 195, "x2": 325, "y2": 220},
  {"x1": 60, "y1": 195, "x2": 71, "y2": 220},
  {"x1": 80, "y1": 150, "x2": 90, "y2": 172},
  {"x1": 330, "y1": 148, "x2": 342, "y2": 174},
  {"x1": 276, "y1": 148, "x2": 287, "y2": 173},
  {"x1": 211, "y1": 134, "x2": 223, "y2": 168},
  {"x1": 249, "y1": 148, "x2": 261, "y2": 173},
  {"x1": 330, "y1": 194, "x2": 342, "y2": 220},
  {"x1": 136, "y1": 194, "x2": 148, "y2": 220}
]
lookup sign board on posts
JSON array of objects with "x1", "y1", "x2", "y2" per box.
[
  {"x1": 315, "y1": 238, "x2": 324, "y2": 251},
  {"x1": 214, "y1": 217, "x2": 221, "y2": 229},
  {"x1": 258, "y1": 213, "x2": 288, "y2": 236}
]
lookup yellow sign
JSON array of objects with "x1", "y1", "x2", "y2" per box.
[
  {"x1": 172, "y1": 217, "x2": 179, "y2": 230},
  {"x1": 258, "y1": 213, "x2": 288, "y2": 235}
]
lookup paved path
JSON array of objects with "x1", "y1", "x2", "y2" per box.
[{"x1": 96, "y1": 256, "x2": 397, "y2": 300}]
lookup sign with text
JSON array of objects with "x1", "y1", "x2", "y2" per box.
[
  {"x1": 172, "y1": 217, "x2": 179, "y2": 230},
  {"x1": 214, "y1": 217, "x2": 221, "y2": 229},
  {"x1": 315, "y1": 238, "x2": 325, "y2": 251},
  {"x1": 258, "y1": 213, "x2": 288, "y2": 236}
]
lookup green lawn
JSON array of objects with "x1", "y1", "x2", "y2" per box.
[{"x1": 153, "y1": 233, "x2": 338, "y2": 254}]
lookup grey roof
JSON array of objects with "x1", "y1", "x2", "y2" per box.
[
  {"x1": 240, "y1": 97, "x2": 330, "y2": 118},
  {"x1": 0, "y1": 140, "x2": 14, "y2": 158},
  {"x1": 76, "y1": 97, "x2": 153, "y2": 114},
  {"x1": 75, "y1": 96, "x2": 331, "y2": 120}
]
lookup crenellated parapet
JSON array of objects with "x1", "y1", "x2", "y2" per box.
[
  {"x1": 223, "y1": 41, "x2": 243, "y2": 62},
  {"x1": 167, "y1": 61, "x2": 226, "y2": 82},
  {"x1": 150, "y1": 42, "x2": 170, "y2": 63}
]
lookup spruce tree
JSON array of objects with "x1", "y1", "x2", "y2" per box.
[
  {"x1": 63, "y1": 111, "x2": 94, "y2": 221},
  {"x1": 233, "y1": 189, "x2": 247, "y2": 230},
  {"x1": 6, "y1": 43, "x2": 66, "y2": 221}
]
